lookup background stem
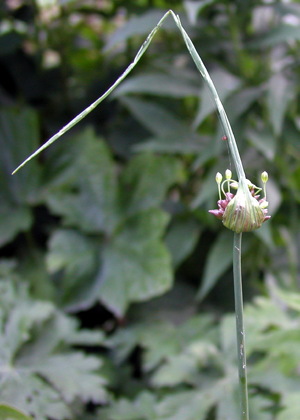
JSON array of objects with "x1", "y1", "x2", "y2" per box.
[{"x1": 233, "y1": 232, "x2": 249, "y2": 420}]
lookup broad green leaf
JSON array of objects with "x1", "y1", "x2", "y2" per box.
[
  {"x1": 46, "y1": 128, "x2": 120, "y2": 234},
  {"x1": 274, "y1": 288, "x2": 300, "y2": 312},
  {"x1": 151, "y1": 341, "x2": 218, "y2": 387},
  {"x1": 157, "y1": 388, "x2": 220, "y2": 420},
  {"x1": 99, "y1": 392, "x2": 158, "y2": 420},
  {"x1": 248, "y1": 396, "x2": 272, "y2": 420},
  {"x1": 165, "y1": 218, "x2": 201, "y2": 267},
  {"x1": 33, "y1": 353, "x2": 107, "y2": 404},
  {"x1": 114, "y1": 72, "x2": 199, "y2": 98},
  {"x1": 0, "y1": 107, "x2": 41, "y2": 202},
  {"x1": 249, "y1": 359, "x2": 299, "y2": 396},
  {"x1": 0, "y1": 301, "x2": 54, "y2": 359},
  {"x1": 225, "y1": 86, "x2": 263, "y2": 122},
  {"x1": 215, "y1": 384, "x2": 240, "y2": 420},
  {"x1": 0, "y1": 204, "x2": 32, "y2": 247},
  {"x1": 46, "y1": 229, "x2": 99, "y2": 308},
  {"x1": 119, "y1": 96, "x2": 190, "y2": 137},
  {"x1": 191, "y1": 165, "x2": 221, "y2": 209},
  {"x1": 197, "y1": 230, "x2": 233, "y2": 301},
  {"x1": 247, "y1": 127, "x2": 276, "y2": 160},
  {"x1": 98, "y1": 209, "x2": 172, "y2": 316},
  {"x1": 267, "y1": 72, "x2": 294, "y2": 136},
  {"x1": 121, "y1": 153, "x2": 185, "y2": 215},
  {"x1": 47, "y1": 229, "x2": 97, "y2": 277},
  {"x1": 277, "y1": 392, "x2": 300, "y2": 420},
  {"x1": 252, "y1": 23, "x2": 300, "y2": 48},
  {"x1": 0, "y1": 404, "x2": 32, "y2": 420},
  {"x1": 0, "y1": 276, "x2": 108, "y2": 419},
  {"x1": 0, "y1": 107, "x2": 41, "y2": 245},
  {"x1": 0, "y1": 375, "x2": 71, "y2": 420},
  {"x1": 109, "y1": 314, "x2": 216, "y2": 373}
]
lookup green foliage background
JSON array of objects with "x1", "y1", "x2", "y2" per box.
[{"x1": 0, "y1": 0, "x2": 299, "y2": 419}]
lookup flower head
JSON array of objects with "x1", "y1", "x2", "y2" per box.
[{"x1": 209, "y1": 171, "x2": 271, "y2": 233}]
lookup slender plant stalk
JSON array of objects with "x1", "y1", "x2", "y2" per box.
[
  {"x1": 233, "y1": 232, "x2": 249, "y2": 420},
  {"x1": 12, "y1": 10, "x2": 251, "y2": 419}
]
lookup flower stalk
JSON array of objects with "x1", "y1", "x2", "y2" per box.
[
  {"x1": 233, "y1": 232, "x2": 249, "y2": 420},
  {"x1": 209, "y1": 172, "x2": 270, "y2": 419}
]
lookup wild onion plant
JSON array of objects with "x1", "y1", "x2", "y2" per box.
[{"x1": 13, "y1": 10, "x2": 271, "y2": 420}]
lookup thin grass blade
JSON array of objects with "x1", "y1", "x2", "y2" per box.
[{"x1": 12, "y1": 10, "x2": 174, "y2": 174}]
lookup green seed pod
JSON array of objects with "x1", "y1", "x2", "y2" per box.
[{"x1": 222, "y1": 180, "x2": 265, "y2": 233}]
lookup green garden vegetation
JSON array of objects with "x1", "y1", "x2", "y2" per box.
[{"x1": 0, "y1": 1, "x2": 299, "y2": 419}]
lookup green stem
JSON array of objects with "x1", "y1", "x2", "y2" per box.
[
  {"x1": 233, "y1": 232, "x2": 249, "y2": 420},
  {"x1": 171, "y1": 12, "x2": 246, "y2": 182}
]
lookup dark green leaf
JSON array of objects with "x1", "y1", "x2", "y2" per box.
[
  {"x1": 119, "y1": 96, "x2": 190, "y2": 137},
  {"x1": 121, "y1": 152, "x2": 185, "y2": 215},
  {"x1": 98, "y1": 209, "x2": 172, "y2": 316},
  {"x1": 193, "y1": 68, "x2": 241, "y2": 127},
  {"x1": 0, "y1": 107, "x2": 42, "y2": 245},
  {"x1": 0, "y1": 204, "x2": 32, "y2": 247},
  {"x1": 46, "y1": 128, "x2": 120, "y2": 234},
  {"x1": 165, "y1": 218, "x2": 201, "y2": 267},
  {"x1": 0, "y1": 404, "x2": 32, "y2": 420},
  {"x1": 197, "y1": 230, "x2": 233, "y2": 300},
  {"x1": 252, "y1": 24, "x2": 300, "y2": 47},
  {"x1": 277, "y1": 393, "x2": 300, "y2": 420},
  {"x1": 0, "y1": 276, "x2": 108, "y2": 419},
  {"x1": 267, "y1": 72, "x2": 294, "y2": 136},
  {"x1": 184, "y1": 0, "x2": 216, "y2": 25},
  {"x1": 114, "y1": 73, "x2": 199, "y2": 98}
]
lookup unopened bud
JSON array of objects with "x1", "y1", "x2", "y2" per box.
[
  {"x1": 216, "y1": 172, "x2": 222, "y2": 184},
  {"x1": 225, "y1": 169, "x2": 232, "y2": 180},
  {"x1": 261, "y1": 171, "x2": 268, "y2": 184},
  {"x1": 230, "y1": 181, "x2": 239, "y2": 190}
]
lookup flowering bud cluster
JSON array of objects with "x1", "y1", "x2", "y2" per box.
[{"x1": 209, "y1": 171, "x2": 271, "y2": 233}]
